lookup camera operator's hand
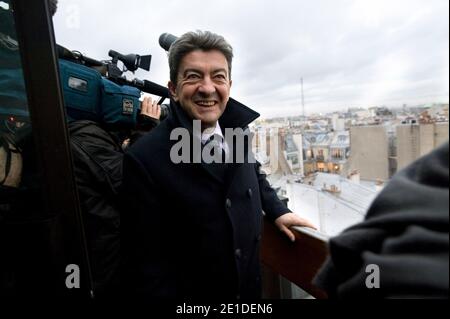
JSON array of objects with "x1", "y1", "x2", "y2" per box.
[
  {"x1": 136, "y1": 96, "x2": 161, "y2": 132},
  {"x1": 141, "y1": 96, "x2": 161, "y2": 120}
]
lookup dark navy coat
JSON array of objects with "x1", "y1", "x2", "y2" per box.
[{"x1": 121, "y1": 99, "x2": 289, "y2": 299}]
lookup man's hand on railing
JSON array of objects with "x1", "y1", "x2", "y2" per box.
[{"x1": 275, "y1": 213, "x2": 317, "y2": 242}]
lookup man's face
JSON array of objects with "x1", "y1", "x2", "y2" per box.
[{"x1": 169, "y1": 49, "x2": 232, "y2": 130}]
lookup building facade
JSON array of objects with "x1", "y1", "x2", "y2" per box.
[
  {"x1": 349, "y1": 125, "x2": 390, "y2": 181},
  {"x1": 396, "y1": 122, "x2": 449, "y2": 170}
]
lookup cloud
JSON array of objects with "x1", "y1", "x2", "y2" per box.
[{"x1": 53, "y1": 0, "x2": 449, "y2": 118}]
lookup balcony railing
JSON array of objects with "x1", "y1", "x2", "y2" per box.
[{"x1": 261, "y1": 217, "x2": 329, "y2": 299}]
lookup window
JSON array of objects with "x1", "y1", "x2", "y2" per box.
[
  {"x1": 332, "y1": 148, "x2": 343, "y2": 159},
  {"x1": 287, "y1": 154, "x2": 299, "y2": 165},
  {"x1": 0, "y1": 0, "x2": 91, "y2": 297}
]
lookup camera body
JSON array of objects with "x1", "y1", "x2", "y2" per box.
[
  {"x1": 59, "y1": 59, "x2": 141, "y2": 129},
  {"x1": 57, "y1": 45, "x2": 171, "y2": 129}
]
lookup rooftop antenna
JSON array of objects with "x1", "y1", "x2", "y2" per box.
[{"x1": 301, "y1": 77, "x2": 305, "y2": 122}]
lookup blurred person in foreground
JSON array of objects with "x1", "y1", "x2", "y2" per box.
[{"x1": 314, "y1": 142, "x2": 449, "y2": 299}]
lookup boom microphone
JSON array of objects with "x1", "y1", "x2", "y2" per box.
[
  {"x1": 129, "y1": 78, "x2": 169, "y2": 98},
  {"x1": 159, "y1": 33, "x2": 178, "y2": 52}
]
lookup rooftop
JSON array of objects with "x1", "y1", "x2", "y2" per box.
[
  {"x1": 330, "y1": 131, "x2": 350, "y2": 148},
  {"x1": 270, "y1": 173, "x2": 380, "y2": 237}
]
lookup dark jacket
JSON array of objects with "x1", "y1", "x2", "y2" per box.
[
  {"x1": 69, "y1": 120, "x2": 123, "y2": 296},
  {"x1": 314, "y1": 142, "x2": 449, "y2": 298},
  {"x1": 121, "y1": 99, "x2": 289, "y2": 299}
]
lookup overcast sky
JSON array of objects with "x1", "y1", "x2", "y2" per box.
[{"x1": 53, "y1": 0, "x2": 449, "y2": 118}]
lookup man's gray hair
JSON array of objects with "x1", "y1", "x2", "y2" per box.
[
  {"x1": 48, "y1": 0, "x2": 58, "y2": 16},
  {"x1": 168, "y1": 30, "x2": 234, "y2": 85}
]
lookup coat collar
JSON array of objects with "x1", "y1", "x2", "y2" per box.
[{"x1": 167, "y1": 98, "x2": 260, "y2": 185}]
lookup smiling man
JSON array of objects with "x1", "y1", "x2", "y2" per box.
[{"x1": 121, "y1": 30, "x2": 315, "y2": 299}]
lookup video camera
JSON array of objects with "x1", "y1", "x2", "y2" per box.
[
  {"x1": 1, "y1": 0, "x2": 171, "y2": 132},
  {"x1": 58, "y1": 45, "x2": 171, "y2": 129}
]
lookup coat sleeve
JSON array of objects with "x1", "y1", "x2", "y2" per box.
[
  {"x1": 120, "y1": 152, "x2": 176, "y2": 297},
  {"x1": 254, "y1": 161, "x2": 291, "y2": 222}
]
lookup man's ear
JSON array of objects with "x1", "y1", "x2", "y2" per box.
[{"x1": 168, "y1": 81, "x2": 179, "y2": 102}]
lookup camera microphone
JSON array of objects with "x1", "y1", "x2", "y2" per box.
[
  {"x1": 159, "y1": 33, "x2": 178, "y2": 52},
  {"x1": 131, "y1": 79, "x2": 169, "y2": 98}
]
